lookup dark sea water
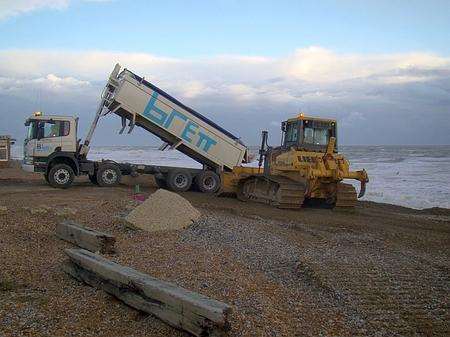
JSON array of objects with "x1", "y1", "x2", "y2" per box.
[{"x1": 340, "y1": 145, "x2": 450, "y2": 210}]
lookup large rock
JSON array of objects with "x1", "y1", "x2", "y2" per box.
[{"x1": 126, "y1": 189, "x2": 201, "y2": 232}]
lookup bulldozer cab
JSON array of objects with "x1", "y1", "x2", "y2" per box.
[{"x1": 281, "y1": 114, "x2": 337, "y2": 152}]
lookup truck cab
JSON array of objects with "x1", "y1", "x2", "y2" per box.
[
  {"x1": 281, "y1": 113, "x2": 337, "y2": 153},
  {"x1": 23, "y1": 111, "x2": 131, "y2": 189},
  {"x1": 23, "y1": 112, "x2": 78, "y2": 173}
]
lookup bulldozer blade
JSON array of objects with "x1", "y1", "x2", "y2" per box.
[{"x1": 358, "y1": 181, "x2": 366, "y2": 198}]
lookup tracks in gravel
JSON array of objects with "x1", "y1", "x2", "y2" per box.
[
  {"x1": 184, "y1": 207, "x2": 450, "y2": 336},
  {"x1": 295, "y1": 231, "x2": 450, "y2": 336}
]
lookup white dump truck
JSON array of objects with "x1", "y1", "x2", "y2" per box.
[{"x1": 23, "y1": 64, "x2": 249, "y2": 192}]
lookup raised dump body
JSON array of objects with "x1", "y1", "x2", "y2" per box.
[{"x1": 102, "y1": 64, "x2": 248, "y2": 171}]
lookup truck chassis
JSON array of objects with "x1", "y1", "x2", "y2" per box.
[{"x1": 35, "y1": 155, "x2": 217, "y2": 193}]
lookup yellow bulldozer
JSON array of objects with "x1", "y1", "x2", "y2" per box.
[{"x1": 222, "y1": 113, "x2": 369, "y2": 209}]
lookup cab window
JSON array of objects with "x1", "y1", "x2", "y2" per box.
[
  {"x1": 26, "y1": 122, "x2": 37, "y2": 140},
  {"x1": 303, "y1": 127, "x2": 330, "y2": 145},
  {"x1": 0, "y1": 145, "x2": 6, "y2": 161},
  {"x1": 285, "y1": 122, "x2": 298, "y2": 144},
  {"x1": 304, "y1": 127, "x2": 314, "y2": 144},
  {"x1": 36, "y1": 121, "x2": 70, "y2": 139}
]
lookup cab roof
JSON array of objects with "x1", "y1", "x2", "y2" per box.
[
  {"x1": 286, "y1": 114, "x2": 337, "y2": 124},
  {"x1": 27, "y1": 114, "x2": 77, "y2": 122}
]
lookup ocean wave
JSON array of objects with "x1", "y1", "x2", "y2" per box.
[{"x1": 375, "y1": 157, "x2": 406, "y2": 163}]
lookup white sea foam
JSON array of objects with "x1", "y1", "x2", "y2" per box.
[
  {"x1": 341, "y1": 146, "x2": 450, "y2": 210},
  {"x1": 88, "y1": 146, "x2": 202, "y2": 168},
  {"x1": 11, "y1": 144, "x2": 450, "y2": 210}
]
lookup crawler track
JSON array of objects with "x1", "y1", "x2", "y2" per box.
[
  {"x1": 335, "y1": 182, "x2": 358, "y2": 208},
  {"x1": 237, "y1": 176, "x2": 306, "y2": 209}
]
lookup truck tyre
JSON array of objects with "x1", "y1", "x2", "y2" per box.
[
  {"x1": 166, "y1": 170, "x2": 192, "y2": 192},
  {"x1": 88, "y1": 174, "x2": 98, "y2": 185},
  {"x1": 97, "y1": 164, "x2": 121, "y2": 187},
  {"x1": 154, "y1": 175, "x2": 167, "y2": 189},
  {"x1": 48, "y1": 164, "x2": 75, "y2": 189},
  {"x1": 195, "y1": 171, "x2": 220, "y2": 193}
]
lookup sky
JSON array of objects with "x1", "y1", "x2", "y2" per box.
[{"x1": 0, "y1": 0, "x2": 449, "y2": 146}]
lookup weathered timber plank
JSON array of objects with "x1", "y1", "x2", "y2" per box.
[
  {"x1": 56, "y1": 221, "x2": 116, "y2": 254},
  {"x1": 63, "y1": 249, "x2": 231, "y2": 337}
]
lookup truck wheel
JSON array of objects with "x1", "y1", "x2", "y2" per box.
[
  {"x1": 166, "y1": 170, "x2": 192, "y2": 192},
  {"x1": 97, "y1": 164, "x2": 121, "y2": 187},
  {"x1": 48, "y1": 164, "x2": 74, "y2": 189},
  {"x1": 154, "y1": 175, "x2": 167, "y2": 189},
  {"x1": 88, "y1": 174, "x2": 98, "y2": 185},
  {"x1": 195, "y1": 171, "x2": 220, "y2": 193}
]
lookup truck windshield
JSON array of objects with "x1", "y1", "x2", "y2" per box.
[{"x1": 304, "y1": 127, "x2": 330, "y2": 145}]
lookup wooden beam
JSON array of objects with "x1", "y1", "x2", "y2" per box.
[
  {"x1": 63, "y1": 249, "x2": 231, "y2": 337},
  {"x1": 56, "y1": 221, "x2": 116, "y2": 254}
]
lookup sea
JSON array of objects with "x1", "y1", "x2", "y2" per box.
[{"x1": 12, "y1": 145, "x2": 450, "y2": 210}]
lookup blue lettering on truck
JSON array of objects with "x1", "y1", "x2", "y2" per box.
[
  {"x1": 143, "y1": 92, "x2": 217, "y2": 153},
  {"x1": 181, "y1": 121, "x2": 198, "y2": 143}
]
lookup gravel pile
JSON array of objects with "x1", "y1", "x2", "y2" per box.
[{"x1": 126, "y1": 189, "x2": 201, "y2": 232}]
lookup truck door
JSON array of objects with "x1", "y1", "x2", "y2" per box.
[
  {"x1": 34, "y1": 120, "x2": 63, "y2": 158},
  {"x1": 58, "y1": 120, "x2": 74, "y2": 152},
  {"x1": 23, "y1": 120, "x2": 38, "y2": 169}
]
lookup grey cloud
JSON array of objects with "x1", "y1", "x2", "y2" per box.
[{"x1": 0, "y1": 48, "x2": 449, "y2": 146}]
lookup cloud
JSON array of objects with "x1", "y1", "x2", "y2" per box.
[
  {"x1": 0, "y1": 50, "x2": 182, "y2": 80},
  {"x1": 0, "y1": 47, "x2": 449, "y2": 145},
  {"x1": 0, "y1": 74, "x2": 90, "y2": 93},
  {"x1": 1, "y1": 47, "x2": 447, "y2": 87},
  {"x1": 0, "y1": 0, "x2": 68, "y2": 20},
  {"x1": 0, "y1": 0, "x2": 111, "y2": 20},
  {"x1": 283, "y1": 46, "x2": 450, "y2": 82}
]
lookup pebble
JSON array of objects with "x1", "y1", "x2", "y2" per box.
[{"x1": 55, "y1": 207, "x2": 77, "y2": 218}]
